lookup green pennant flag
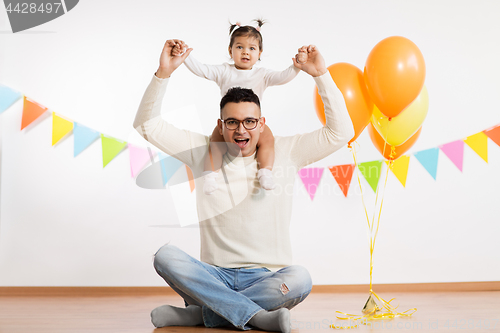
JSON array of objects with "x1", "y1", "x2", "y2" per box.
[
  {"x1": 358, "y1": 160, "x2": 383, "y2": 193},
  {"x1": 101, "y1": 134, "x2": 127, "y2": 168}
]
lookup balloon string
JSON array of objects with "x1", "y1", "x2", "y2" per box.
[
  {"x1": 371, "y1": 119, "x2": 390, "y2": 236},
  {"x1": 350, "y1": 144, "x2": 371, "y2": 232},
  {"x1": 330, "y1": 141, "x2": 416, "y2": 330},
  {"x1": 350, "y1": 144, "x2": 374, "y2": 290},
  {"x1": 370, "y1": 156, "x2": 392, "y2": 290},
  {"x1": 369, "y1": 124, "x2": 390, "y2": 290}
]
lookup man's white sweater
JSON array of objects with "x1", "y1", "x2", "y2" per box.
[{"x1": 133, "y1": 72, "x2": 354, "y2": 271}]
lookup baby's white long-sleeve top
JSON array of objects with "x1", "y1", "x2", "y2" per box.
[{"x1": 183, "y1": 55, "x2": 300, "y2": 100}]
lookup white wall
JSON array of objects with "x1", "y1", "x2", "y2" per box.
[{"x1": 0, "y1": 0, "x2": 499, "y2": 286}]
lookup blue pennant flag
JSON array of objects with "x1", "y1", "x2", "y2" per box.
[
  {"x1": 0, "y1": 85, "x2": 22, "y2": 114},
  {"x1": 158, "y1": 152, "x2": 184, "y2": 186},
  {"x1": 74, "y1": 122, "x2": 100, "y2": 157},
  {"x1": 414, "y1": 148, "x2": 439, "y2": 180}
]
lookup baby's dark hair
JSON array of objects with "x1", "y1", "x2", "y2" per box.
[{"x1": 229, "y1": 19, "x2": 265, "y2": 51}]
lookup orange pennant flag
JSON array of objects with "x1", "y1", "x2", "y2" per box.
[
  {"x1": 328, "y1": 164, "x2": 355, "y2": 197},
  {"x1": 21, "y1": 96, "x2": 48, "y2": 130},
  {"x1": 185, "y1": 165, "x2": 195, "y2": 192},
  {"x1": 483, "y1": 124, "x2": 500, "y2": 147}
]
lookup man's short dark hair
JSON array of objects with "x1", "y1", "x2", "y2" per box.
[{"x1": 220, "y1": 87, "x2": 261, "y2": 118}]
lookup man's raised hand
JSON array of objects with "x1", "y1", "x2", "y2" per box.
[
  {"x1": 292, "y1": 45, "x2": 327, "y2": 77},
  {"x1": 156, "y1": 39, "x2": 192, "y2": 79}
]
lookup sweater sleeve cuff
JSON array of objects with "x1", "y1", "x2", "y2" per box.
[
  {"x1": 153, "y1": 73, "x2": 170, "y2": 84},
  {"x1": 313, "y1": 71, "x2": 334, "y2": 92}
]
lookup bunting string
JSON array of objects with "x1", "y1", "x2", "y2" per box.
[{"x1": 1, "y1": 84, "x2": 499, "y2": 196}]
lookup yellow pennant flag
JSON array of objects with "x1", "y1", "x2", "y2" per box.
[
  {"x1": 52, "y1": 112, "x2": 74, "y2": 146},
  {"x1": 386, "y1": 155, "x2": 410, "y2": 187},
  {"x1": 464, "y1": 132, "x2": 488, "y2": 163}
]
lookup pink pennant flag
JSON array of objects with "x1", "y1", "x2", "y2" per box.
[
  {"x1": 298, "y1": 168, "x2": 324, "y2": 201},
  {"x1": 439, "y1": 140, "x2": 464, "y2": 172},
  {"x1": 128, "y1": 144, "x2": 155, "y2": 178}
]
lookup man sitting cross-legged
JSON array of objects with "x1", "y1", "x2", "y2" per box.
[{"x1": 133, "y1": 39, "x2": 355, "y2": 332}]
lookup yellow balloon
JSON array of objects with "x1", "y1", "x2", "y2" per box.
[{"x1": 371, "y1": 85, "x2": 429, "y2": 146}]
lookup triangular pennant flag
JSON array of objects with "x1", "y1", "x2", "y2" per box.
[
  {"x1": 101, "y1": 134, "x2": 127, "y2": 168},
  {"x1": 185, "y1": 165, "x2": 195, "y2": 192},
  {"x1": 52, "y1": 112, "x2": 74, "y2": 146},
  {"x1": 464, "y1": 132, "x2": 488, "y2": 163},
  {"x1": 386, "y1": 155, "x2": 410, "y2": 187},
  {"x1": 73, "y1": 122, "x2": 100, "y2": 157},
  {"x1": 439, "y1": 140, "x2": 464, "y2": 172},
  {"x1": 158, "y1": 152, "x2": 184, "y2": 186},
  {"x1": 328, "y1": 164, "x2": 355, "y2": 197},
  {"x1": 128, "y1": 144, "x2": 156, "y2": 178},
  {"x1": 298, "y1": 167, "x2": 324, "y2": 200},
  {"x1": 414, "y1": 148, "x2": 439, "y2": 180},
  {"x1": 0, "y1": 85, "x2": 22, "y2": 114},
  {"x1": 358, "y1": 161, "x2": 383, "y2": 193},
  {"x1": 483, "y1": 124, "x2": 500, "y2": 147},
  {"x1": 21, "y1": 96, "x2": 48, "y2": 130}
]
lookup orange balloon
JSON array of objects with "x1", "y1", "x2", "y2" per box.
[
  {"x1": 368, "y1": 123, "x2": 422, "y2": 160},
  {"x1": 315, "y1": 63, "x2": 373, "y2": 145},
  {"x1": 364, "y1": 36, "x2": 425, "y2": 118}
]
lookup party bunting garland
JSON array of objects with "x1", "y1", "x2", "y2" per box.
[
  {"x1": 158, "y1": 152, "x2": 184, "y2": 186},
  {"x1": 0, "y1": 85, "x2": 22, "y2": 114},
  {"x1": 52, "y1": 112, "x2": 74, "y2": 146},
  {"x1": 1, "y1": 85, "x2": 499, "y2": 197},
  {"x1": 464, "y1": 132, "x2": 488, "y2": 163},
  {"x1": 185, "y1": 165, "x2": 196, "y2": 193},
  {"x1": 100, "y1": 134, "x2": 128, "y2": 168},
  {"x1": 385, "y1": 155, "x2": 410, "y2": 187},
  {"x1": 128, "y1": 144, "x2": 156, "y2": 178},
  {"x1": 484, "y1": 124, "x2": 500, "y2": 146},
  {"x1": 21, "y1": 96, "x2": 48, "y2": 130},
  {"x1": 413, "y1": 148, "x2": 439, "y2": 180},
  {"x1": 357, "y1": 161, "x2": 383, "y2": 193},
  {"x1": 298, "y1": 168, "x2": 324, "y2": 200},
  {"x1": 328, "y1": 164, "x2": 355, "y2": 197},
  {"x1": 439, "y1": 140, "x2": 464, "y2": 172},
  {"x1": 73, "y1": 122, "x2": 100, "y2": 157}
]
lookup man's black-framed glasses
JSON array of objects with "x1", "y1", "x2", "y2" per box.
[{"x1": 221, "y1": 117, "x2": 261, "y2": 130}]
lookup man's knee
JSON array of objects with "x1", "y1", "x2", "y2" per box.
[
  {"x1": 153, "y1": 244, "x2": 183, "y2": 274},
  {"x1": 282, "y1": 265, "x2": 312, "y2": 295}
]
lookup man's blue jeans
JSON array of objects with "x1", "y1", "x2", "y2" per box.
[{"x1": 153, "y1": 244, "x2": 312, "y2": 330}]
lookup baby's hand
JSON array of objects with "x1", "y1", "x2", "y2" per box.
[
  {"x1": 295, "y1": 46, "x2": 308, "y2": 64},
  {"x1": 171, "y1": 43, "x2": 183, "y2": 56},
  {"x1": 296, "y1": 51, "x2": 308, "y2": 64},
  {"x1": 171, "y1": 41, "x2": 187, "y2": 56}
]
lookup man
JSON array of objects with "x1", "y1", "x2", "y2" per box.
[{"x1": 133, "y1": 39, "x2": 354, "y2": 332}]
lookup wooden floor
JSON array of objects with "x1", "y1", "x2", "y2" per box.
[{"x1": 1, "y1": 291, "x2": 499, "y2": 332}]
